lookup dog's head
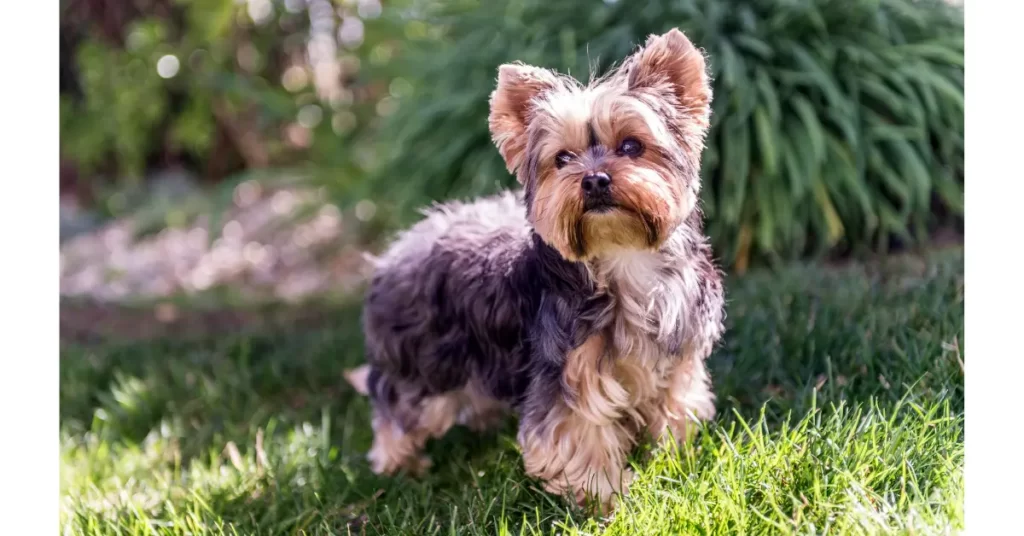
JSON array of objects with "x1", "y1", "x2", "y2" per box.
[{"x1": 488, "y1": 29, "x2": 712, "y2": 261}]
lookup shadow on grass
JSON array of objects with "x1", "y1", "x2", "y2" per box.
[{"x1": 60, "y1": 249, "x2": 963, "y2": 533}]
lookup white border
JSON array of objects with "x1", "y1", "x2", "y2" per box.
[
  {"x1": 0, "y1": 0, "x2": 1002, "y2": 531},
  {"x1": 0, "y1": 0, "x2": 59, "y2": 528},
  {"x1": 964, "y1": 1, "x2": 1023, "y2": 534}
]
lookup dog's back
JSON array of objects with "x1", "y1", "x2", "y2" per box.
[{"x1": 355, "y1": 192, "x2": 537, "y2": 440}]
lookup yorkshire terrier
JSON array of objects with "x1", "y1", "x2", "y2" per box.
[{"x1": 346, "y1": 28, "x2": 725, "y2": 511}]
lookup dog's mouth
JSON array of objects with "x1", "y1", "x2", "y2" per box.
[
  {"x1": 571, "y1": 200, "x2": 662, "y2": 259},
  {"x1": 582, "y1": 195, "x2": 616, "y2": 214}
]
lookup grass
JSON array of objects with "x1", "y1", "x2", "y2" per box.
[{"x1": 60, "y1": 248, "x2": 964, "y2": 535}]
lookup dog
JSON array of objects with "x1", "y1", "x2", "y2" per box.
[{"x1": 346, "y1": 28, "x2": 725, "y2": 511}]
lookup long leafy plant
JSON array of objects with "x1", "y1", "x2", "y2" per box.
[{"x1": 366, "y1": 0, "x2": 964, "y2": 269}]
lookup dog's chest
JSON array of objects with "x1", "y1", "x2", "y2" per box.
[{"x1": 594, "y1": 250, "x2": 698, "y2": 371}]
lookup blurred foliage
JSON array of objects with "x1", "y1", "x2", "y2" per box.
[
  {"x1": 365, "y1": 0, "x2": 964, "y2": 270},
  {"x1": 59, "y1": 0, "x2": 407, "y2": 212},
  {"x1": 60, "y1": 0, "x2": 965, "y2": 269}
]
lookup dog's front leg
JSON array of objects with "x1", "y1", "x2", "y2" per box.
[
  {"x1": 647, "y1": 347, "x2": 716, "y2": 447},
  {"x1": 517, "y1": 334, "x2": 636, "y2": 511},
  {"x1": 518, "y1": 404, "x2": 634, "y2": 512}
]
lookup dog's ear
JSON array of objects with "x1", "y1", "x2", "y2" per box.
[
  {"x1": 624, "y1": 28, "x2": 711, "y2": 129},
  {"x1": 488, "y1": 63, "x2": 560, "y2": 179}
]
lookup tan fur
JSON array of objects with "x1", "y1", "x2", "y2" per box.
[
  {"x1": 504, "y1": 30, "x2": 717, "y2": 509},
  {"x1": 563, "y1": 334, "x2": 630, "y2": 426},
  {"x1": 579, "y1": 211, "x2": 653, "y2": 259},
  {"x1": 626, "y1": 28, "x2": 712, "y2": 130},
  {"x1": 511, "y1": 34, "x2": 706, "y2": 261},
  {"x1": 548, "y1": 303, "x2": 715, "y2": 509},
  {"x1": 518, "y1": 401, "x2": 636, "y2": 511},
  {"x1": 365, "y1": 29, "x2": 719, "y2": 513},
  {"x1": 560, "y1": 314, "x2": 715, "y2": 444},
  {"x1": 529, "y1": 243, "x2": 717, "y2": 508},
  {"x1": 599, "y1": 250, "x2": 717, "y2": 446},
  {"x1": 367, "y1": 395, "x2": 458, "y2": 475},
  {"x1": 648, "y1": 353, "x2": 716, "y2": 445},
  {"x1": 488, "y1": 63, "x2": 564, "y2": 177},
  {"x1": 530, "y1": 167, "x2": 587, "y2": 260},
  {"x1": 534, "y1": 354, "x2": 712, "y2": 510},
  {"x1": 367, "y1": 383, "x2": 508, "y2": 475},
  {"x1": 457, "y1": 380, "x2": 509, "y2": 431},
  {"x1": 527, "y1": 95, "x2": 684, "y2": 261}
]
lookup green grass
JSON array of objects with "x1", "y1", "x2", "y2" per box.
[{"x1": 60, "y1": 248, "x2": 964, "y2": 535}]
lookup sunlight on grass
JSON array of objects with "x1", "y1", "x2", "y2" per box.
[{"x1": 60, "y1": 249, "x2": 963, "y2": 535}]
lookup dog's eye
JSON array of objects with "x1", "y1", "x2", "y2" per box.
[
  {"x1": 618, "y1": 137, "x2": 644, "y2": 157},
  {"x1": 554, "y1": 151, "x2": 574, "y2": 169}
]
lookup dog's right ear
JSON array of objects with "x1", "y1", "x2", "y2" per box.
[{"x1": 488, "y1": 63, "x2": 560, "y2": 179}]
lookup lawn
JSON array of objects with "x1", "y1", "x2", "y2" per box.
[{"x1": 59, "y1": 248, "x2": 964, "y2": 535}]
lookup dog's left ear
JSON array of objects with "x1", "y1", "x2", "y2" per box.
[{"x1": 625, "y1": 28, "x2": 711, "y2": 130}]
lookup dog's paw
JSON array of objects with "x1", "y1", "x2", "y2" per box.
[
  {"x1": 570, "y1": 466, "x2": 635, "y2": 516},
  {"x1": 367, "y1": 449, "x2": 431, "y2": 477}
]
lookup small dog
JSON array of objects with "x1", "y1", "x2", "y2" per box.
[{"x1": 346, "y1": 28, "x2": 725, "y2": 510}]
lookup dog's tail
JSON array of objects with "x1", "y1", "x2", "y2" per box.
[
  {"x1": 344, "y1": 364, "x2": 372, "y2": 396},
  {"x1": 361, "y1": 251, "x2": 382, "y2": 272}
]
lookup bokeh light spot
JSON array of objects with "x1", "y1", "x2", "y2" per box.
[
  {"x1": 282, "y1": 65, "x2": 309, "y2": 92},
  {"x1": 332, "y1": 112, "x2": 357, "y2": 135},
  {"x1": 370, "y1": 44, "x2": 393, "y2": 66},
  {"x1": 237, "y1": 42, "x2": 262, "y2": 72},
  {"x1": 389, "y1": 78, "x2": 413, "y2": 99},
  {"x1": 338, "y1": 17, "x2": 365, "y2": 48},
  {"x1": 247, "y1": 0, "x2": 274, "y2": 25},
  {"x1": 405, "y1": 21, "x2": 427, "y2": 40},
  {"x1": 376, "y1": 97, "x2": 398, "y2": 117},
  {"x1": 157, "y1": 55, "x2": 180, "y2": 79},
  {"x1": 298, "y1": 105, "x2": 324, "y2": 128},
  {"x1": 358, "y1": 0, "x2": 383, "y2": 19},
  {"x1": 355, "y1": 200, "x2": 377, "y2": 222}
]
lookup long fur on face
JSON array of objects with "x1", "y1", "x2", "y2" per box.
[
  {"x1": 351, "y1": 29, "x2": 725, "y2": 512},
  {"x1": 489, "y1": 28, "x2": 711, "y2": 261}
]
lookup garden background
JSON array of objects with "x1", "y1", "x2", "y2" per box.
[{"x1": 59, "y1": 1, "x2": 965, "y2": 534}]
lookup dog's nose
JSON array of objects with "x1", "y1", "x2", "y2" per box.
[{"x1": 581, "y1": 172, "x2": 611, "y2": 196}]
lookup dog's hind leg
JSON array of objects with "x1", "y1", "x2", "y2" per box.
[
  {"x1": 348, "y1": 366, "x2": 495, "y2": 475},
  {"x1": 365, "y1": 387, "x2": 463, "y2": 476},
  {"x1": 455, "y1": 381, "x2": 509, "y2": 432}
]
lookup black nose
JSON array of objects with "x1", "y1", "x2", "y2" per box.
[{"x1": 581, "y1": 172, "x2": 611, "y2": 196}]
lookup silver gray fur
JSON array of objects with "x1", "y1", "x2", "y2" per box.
[{"x1": 360, "y1": 190, "x2": 724, "y2": 438}]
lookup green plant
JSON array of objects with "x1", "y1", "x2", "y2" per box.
[
  {"x1": 364, "y1": 0, "x2": 964, "y2": 270},
  {"x1": 60, "y1": 22, "x2": 171, "y2": 182},
  {"x1": 59, "y1": 0, "x2": 408, "y2": 212}
]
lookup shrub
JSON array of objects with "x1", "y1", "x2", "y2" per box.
[
  {"x1": 59, "y1": 0, "x2": 406, "y2": 211},
  {"x1": 366, "y1": 0, "x2": 964, "y2": 270}
]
